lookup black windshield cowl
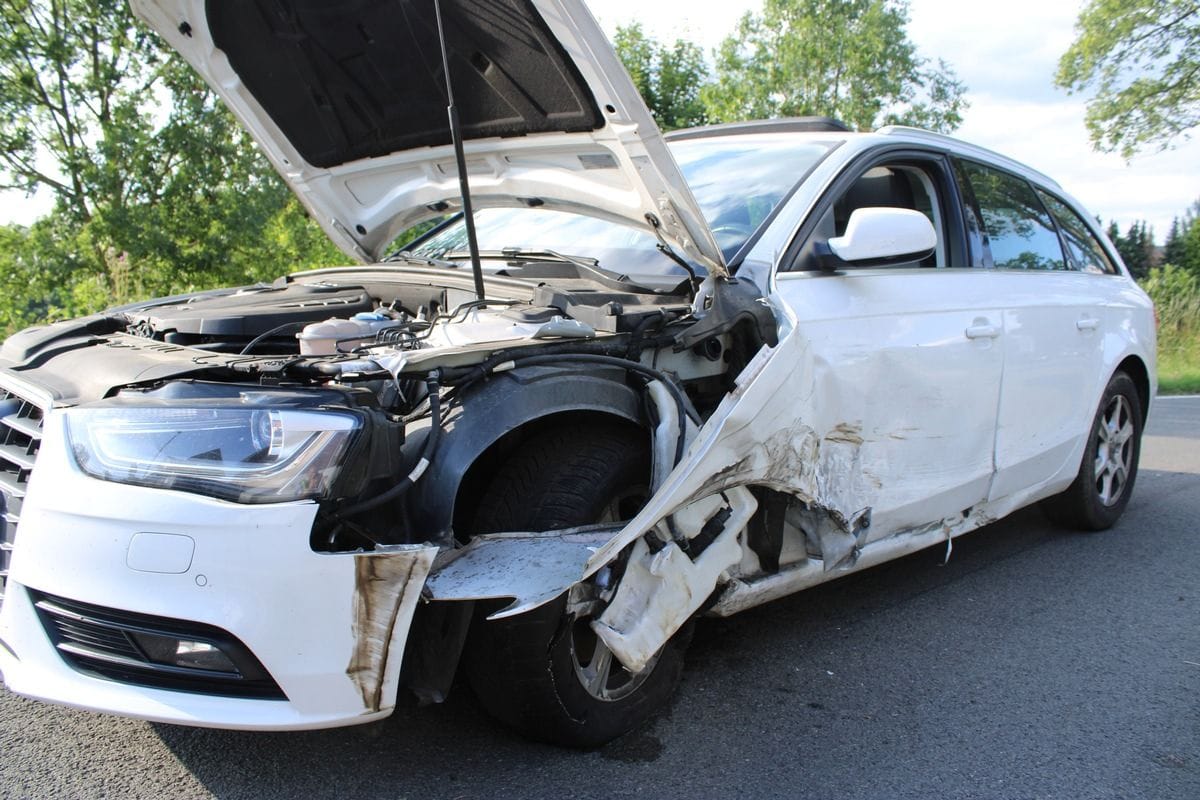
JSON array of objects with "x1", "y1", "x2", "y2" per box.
[{"x1": 445, "y1": 249, "x2": 689, "y2": 296}]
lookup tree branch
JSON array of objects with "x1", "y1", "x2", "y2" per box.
[
  {"x1": 48, "y1": 0, "x2": 90, "y2": 221},
  {"x1": 0, "y1": 151, "x2": 76, "y2": 198},
  {"x1": 1124, "y1": 4, "x2": 1200, "y2": 49}
]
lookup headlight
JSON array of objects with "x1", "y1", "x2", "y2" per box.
[{"x1": 65, "y1": 402, "x2": 360, "y2": 504}]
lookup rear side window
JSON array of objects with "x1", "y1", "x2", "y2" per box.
[
  {"x1": 958, "y1": 160, "x2": 1066, "y2": 270},
  {"x1": 1036, "y1": 191, "x2": 1119, "y2": 275}
]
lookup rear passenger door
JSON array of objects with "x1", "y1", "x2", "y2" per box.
[{"x1": 952, "y1": 159, "x2": 1112, "y2": 501}]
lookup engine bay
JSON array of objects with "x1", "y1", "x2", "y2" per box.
[
  {"x1": 119, "y1": 264, "x2": 700, "y2": 357},
  {"x1": 0, "y1": 261, "x2": 779, "y2": 422}
]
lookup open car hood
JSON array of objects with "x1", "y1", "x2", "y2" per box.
[{"x1": 132, "y1": 0, "x2": 726, "y2": 274}]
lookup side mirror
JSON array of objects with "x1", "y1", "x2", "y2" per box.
[{"x1": 825, "y1": 207, "x2": 937, "y2": 267}]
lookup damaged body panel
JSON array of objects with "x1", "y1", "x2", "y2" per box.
[
  {"x1": 347, "y1": 546, "x2": 439, "y2": 713},
  {"x1": 591, "y1": 487, "x2": 756, "y2": 673},
  {"x1": 425, "y1": 526, "x2": 621, "y2": 618}
]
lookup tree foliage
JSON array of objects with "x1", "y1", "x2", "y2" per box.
[
  {"x1": 1056, "y1": 0, "x2": 1200, "y2": 158},
  {"x1": 0, "y1": 0, "x2": 343, "y2": 332},
  {"x1": 0, "y1": 219, "x2": 74, "y2": 333},
  {"x1": 701, "y1": 0, "x2": 966, "y2": 131},
  {"x1": 613, "y1": 23, "x2": 708, "y2": 130},
  {"x1": 1163, "y1": 198, "x2": 1200, "y2": 274},
  {"x1": 1106, "y1": 219, "x2": 1158, "y2": 279}
]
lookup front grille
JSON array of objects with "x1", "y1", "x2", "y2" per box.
[
  {"x1": 0, "y1": 387, "x2": 47, "y2": 610},
  {"x1": 31, "y1": 591, "x2": 286, "y2": 700}
]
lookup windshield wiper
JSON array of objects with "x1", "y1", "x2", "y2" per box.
[{"x1": 383, "y1": 250, "x2": 461, "y2": 269}]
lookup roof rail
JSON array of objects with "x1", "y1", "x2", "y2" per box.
[
  {"x1": 876, "y1": 125, "x2": 1062, "y2": 189},
  {"x1": 666, "y1": 117, "x2": 851, "y2": 141}
]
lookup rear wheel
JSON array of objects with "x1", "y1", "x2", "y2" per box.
[
  {"x1": 462, "y1": 423, "x2": 688, "y2": 747},
  {"x1": 1042, "y1": 372, "x2": 1143, "y2": 530}
]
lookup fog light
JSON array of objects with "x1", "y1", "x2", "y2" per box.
[{"x1": 132, "y1": 632, "x2": 239, "y2": 673}]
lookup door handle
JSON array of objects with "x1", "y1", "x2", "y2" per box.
[
  {"x1": 1076, "y1": 317, "x2": 1100, "y2": 331},
  {"x1": 965, "y1": 323, "x2": 1000, "y2": 340}
]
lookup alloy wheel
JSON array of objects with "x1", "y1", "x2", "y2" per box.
[{"x1": 1093, "y1": 394, "x2": 1135, "y2": 507}]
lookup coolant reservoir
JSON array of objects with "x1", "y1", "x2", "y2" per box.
[{"x1": 297, "y1": 313, "x2": 394, "y2": 356}]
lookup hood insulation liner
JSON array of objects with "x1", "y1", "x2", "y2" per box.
[{"x1": 207, "y1": 0, "x2": 603, "y2": 168}]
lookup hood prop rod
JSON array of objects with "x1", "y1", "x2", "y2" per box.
[{"x1": 433, "y1": 0, "x2": 486, "y2": 300}]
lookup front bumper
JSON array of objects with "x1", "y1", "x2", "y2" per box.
[{"x1": 0, "y1": 410, "x2": 437, "y2": 730}]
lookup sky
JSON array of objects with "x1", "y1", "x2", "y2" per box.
[
  {"x1": 587, "y1": 0, "x2": 1200, "y2": 241},
  {"x1": 0, "y1": 0, "x2": 1195, "y2": 240}
]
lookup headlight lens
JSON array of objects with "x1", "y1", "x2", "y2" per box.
[{"x1": 65, "y1": 404, "x2": 360, "y2": 504}]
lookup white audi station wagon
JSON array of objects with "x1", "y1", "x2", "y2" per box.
[{"x1": 0, "y1": 0, "x2": 1154, "y2": 746}]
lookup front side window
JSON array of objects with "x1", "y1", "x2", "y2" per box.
[
  {"x1": 1037, "y1": 191, "x2": 1119, "y2": 275},
  {"x1": 792, "y1": 160, "x2": 950, "y2": 270},
  {"x1": 958, "y1": 160, "x2": 1066, "y2": 271}
]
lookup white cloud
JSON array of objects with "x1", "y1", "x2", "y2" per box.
[
  {"x1": 0, "y1": 190, "x2": 54, "y2": 227},
  {"x1": 906, "y1": 0, "x2": 1079, "y2": 102}
]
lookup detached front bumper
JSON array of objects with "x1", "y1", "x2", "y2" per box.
[{"x1": 0, "y1": 410, "x2": 437, "y2": 730}]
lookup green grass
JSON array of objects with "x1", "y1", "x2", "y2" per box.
[
  {"x1": 1143, "y1": 265, "x2": 1200, "y2": 395},
  {"x1": 1157, "y1": 348, "x2": 1200, "y2": 395}
]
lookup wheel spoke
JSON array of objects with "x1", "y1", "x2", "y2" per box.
[
  {"x1": 1098, "y1": 464, "x2": 1115, "y2": 505},
  {"x1": 584, "y1": 640, "x2": 615, "y2": 696},
  {"x1": 1114, "y1": 420, "x2": 1134, "y2": 447},
  {"x1": 1103, "y1": 397, "x2": 1127, "y2": 439}
]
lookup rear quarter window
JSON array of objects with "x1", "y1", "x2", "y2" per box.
[{"x1": 1036, "y1": 191, "x2": 1120, "y2": 275}]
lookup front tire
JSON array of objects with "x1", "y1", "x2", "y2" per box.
[
  {"x1": 462, "y1": 423, "x2": 688, "y2": 747},
  {"x1": 1043, "y1": 371, "x2": 1143, "y2": 531}
]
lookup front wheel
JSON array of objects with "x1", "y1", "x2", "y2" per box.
[
  {"x1": 1042, "y1": 371, "x2": 1143, "y2": 531},
  {"x1": 462, "y1": 424, "x2": 688, "y2": 747}
]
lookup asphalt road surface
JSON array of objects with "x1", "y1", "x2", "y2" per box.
[{"x1": 1, "y1": 398, "x2": 1197, "y2": 800}]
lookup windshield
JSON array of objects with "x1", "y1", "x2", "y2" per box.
[{"x1": 407, "y1": 134, "x2": 835, "y2": 281}]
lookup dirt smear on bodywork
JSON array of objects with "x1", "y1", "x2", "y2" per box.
[{"x1": 346, "y1": 548, "x2": 437, "y2": 712}]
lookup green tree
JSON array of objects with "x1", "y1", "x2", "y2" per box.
[
  {"x1": 1164, "y1": 198, "x2": 1200, "y2": 274},
  {"x1": 1108, "y1": 219, "x2": 1157, "y2": 279},
  {"x1": 0, "y1": 222, "x2": 62, "y2": 334},
  {"x1": 0, "y1": 0, "x2": 342, "y2": 324},
  {"x1": 613, "y1": 23, "x2": 708, "y2": 130},
  {"x1": 1056, "y1": 0, "x2": 1200, "y2": 158},
  {"x1": 1105, "y1": 220, "x2": 1122, "y2": 250},
  {"x1": 1164, "y1": 217, "x2": 1185, "y2": 265},
  {"x1": 701, "y1": 0, "x2": 967, "y2": 131}
]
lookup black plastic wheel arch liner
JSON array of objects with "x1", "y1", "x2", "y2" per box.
[{"x1": 403, "y1": 363, "x2": 643, "y2": 538}]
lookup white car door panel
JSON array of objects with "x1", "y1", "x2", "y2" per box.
[
  {"x1": 773, "y1": 269, "x2": 1003, "y2": 540},
  {"x1": 989, "y1": 271, "x2": 1110, "y2": 500}
]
